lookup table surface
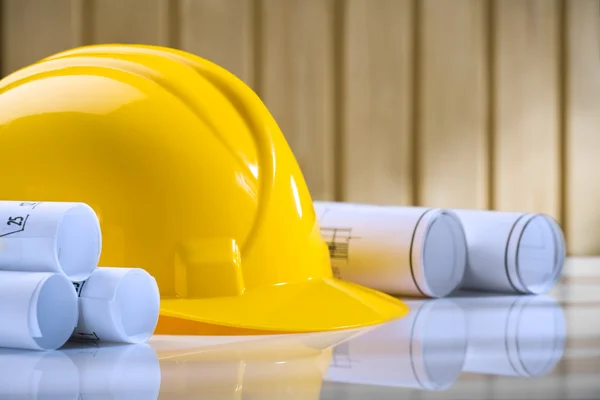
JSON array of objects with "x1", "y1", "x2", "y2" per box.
[{"x1": 2, "y1": 257, "x2": 599, "y2": 399}]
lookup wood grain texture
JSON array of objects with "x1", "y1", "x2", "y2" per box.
[
  {"x1": 260, "y1": 0, "x2": 336, "y2": 200},
  {"x1": 178, "y1": 0, "x2": 254, "y2": 86},
  {"x1": 2, "y1": 0, "x2": 600, "y2": 254},
  {"x1": 342, "y1": 0, "x2": 414, "y2": 205},
  {"x1": 1, "y1": 0, "x2": 75, "y2": 75},
  {"x1": 565, "y1": 0, "x2": 600, "y2": 255},
  {"x1": 493, "y1": 0, "x2": 561, "y2": 217},
  {"x1": 418, "y1": 0, "x2": 489, "y2": 209},
  {"x1": 86, "y1": 0, "x2": 171, "y2": 45}
]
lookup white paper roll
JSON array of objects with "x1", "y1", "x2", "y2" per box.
[
  {"x1": 0, "y1": 201, "x2": 101, "y2": 281},
  {"x1": 62, "y1": 342, "x2": 161, "y2": 399},
  {"x1": 0, "y1": 349, "x2": 79, "y2": 398},
  {"x1": 324, "y1": 299, "x2": 468, "y2": 390},
  {"x1": 453, "y1": 209, "x2": 566, "y2": 294},
  {"x1": 71, "y1": 267, "x2": 160, "y2": 344},
  {"x1": 314, "y1": 201, "x2": 468, "y2": 297},
  {"x1": 456, "y1": 295, "x2": 566, "y2": 377},
  {"x1": 0, "y1": 271, "x2": 78, "y2": 350}
]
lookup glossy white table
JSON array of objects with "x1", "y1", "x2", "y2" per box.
[{"x1": 0, "y1": 258, "x2": 596, "y2": 399}]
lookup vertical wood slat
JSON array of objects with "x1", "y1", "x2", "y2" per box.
[
  {"x1": 70, "y1": 0, "x2": 90, "y2": 48},
  {"x1": 493, "y1": 0, "x2": 561, "y2": 219},
  {"x1": 179, "y1": 0, "x2": 255, "y2": 87},
  {"x1": 1, "y1": 0, "x2": 75, "y2": 75},
  {"x1": 566, "y1": 0, "x2": 600, "y2": 255},
  {"x1": 86, "y1": 0, "x2": 172, "y2": 46},
  {"x1": 342, "y1": 0, "x2": 414, "y2": 205},
  {"x1": 259, "y1": 0, "x2": 336, "y2": 200},
  {"x1": 418, "y1": 0, "x2": 489, "y2": 210}
]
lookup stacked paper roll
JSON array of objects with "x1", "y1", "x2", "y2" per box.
[
  {"x1": 0, "y1": 200, "x2": 160, "y2": 351},
  {"x1": 72, "y1": 267, "x2": 160, "y2": 344}
]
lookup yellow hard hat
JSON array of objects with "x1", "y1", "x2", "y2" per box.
[{"x1": 0, "y1": 44, "x2": 408, "y2": 334}]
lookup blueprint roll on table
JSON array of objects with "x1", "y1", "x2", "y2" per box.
[
  {"x1": 313, "y1": 201, "x2": 468, "y2": 298},
  {"x1": 71, "y1": 267, "x2": 160, "y2": 344},
  {"x1": 453, "y1": 209, "x2": 566, "y2": 294},
  {"x1": 0, "y1": 201, "x2": 101, "y2": 282},
  {"x1": 324, "y1": 299, "x2": 468, "y2": 390},
  {"x1": 0, "y1": 271, "x2": 78, "y2": 351}
]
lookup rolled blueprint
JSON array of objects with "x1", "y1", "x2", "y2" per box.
[
  {"x1": 314, "y1": 201, "x2": 468, "y2": 297},
  {"x1": 72, "y1": 267, "x2": 160, "y2": 344},
  {"x1": 324, "y1": 299, "x2": 468, "y2": 390},
  {"x1": 456, "y1": 294, "x2": 566, "y2": 377},
  {"x1": 453, "y1": 209, "x2": 566, "y2": 294},
  {"x1": 0, "y1": 201, "x2": 101, "y2": 281},
  {"x1": 0, "y1": 271, "x2": 78, "y2": 351}
]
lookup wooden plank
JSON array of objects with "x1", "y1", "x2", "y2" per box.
[
  {"x1": 493, "y1": 0, "x2": 561, "y2": 218},
  {"x1": 342, "y1": 0, "x2": 414, "y2": 205},
  {"x1": 565, "y1": 0, "x2": 600, "y2": 255},
  {"x1": 1, "y1": 0, "x2": 75, "y2": 75},
  {"x1": 260, "y1": 0, "x2": 336, "y2": 200},
  {"x1": 418, "y1": 0, "x2": 489, "y2": 209},
  {"x1": 178, "y1": 0, "x2": 254, "y2": 86},
  {"x1": 86, "y1": 0, "x2": 171, "y2": 46}
]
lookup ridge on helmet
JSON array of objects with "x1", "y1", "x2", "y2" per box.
[{"x1": 0, "y1": 44, "x2": 409, "y2": 334}]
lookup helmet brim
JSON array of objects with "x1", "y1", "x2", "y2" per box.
[{"x1": 157, "y1": 278, "x2": 409, "y2": 334}]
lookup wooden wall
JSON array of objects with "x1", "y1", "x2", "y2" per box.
[{"x1": 1, "y1": 0, "x2": 599, "y2": 255}]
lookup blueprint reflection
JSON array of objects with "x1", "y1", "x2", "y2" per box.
[
  {"x1": 324, "y1": 294, "x2": 566, "y2": 389},
  {"x1": 0, "y1": 341, "x2": 160, "y2": 399},
  {"x1": 0, "y1": 294, "x2": 565, "y2": 398}
]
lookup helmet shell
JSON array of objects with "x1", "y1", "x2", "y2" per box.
[{"x1": 0, "y1": 45, "x2": 408, "y2": 333}]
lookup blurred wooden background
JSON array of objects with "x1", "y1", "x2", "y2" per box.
[{"x1": 0, "y1": 0, "x2": 599, "y2": 255}]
